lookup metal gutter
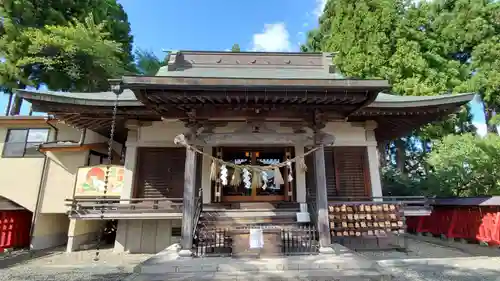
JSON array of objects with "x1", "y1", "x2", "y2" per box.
[
  {"x1": 29, "y1": 117, "x2": 59, "y2": 250},
  {"x1": 28, "y1": 150, "x2": 50, "y2": 250}
]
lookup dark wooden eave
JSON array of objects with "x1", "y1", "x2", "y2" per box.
[
  {"x1": 21, "y1": 99, "x2": 160, "y2": 143},
  {"x1": 123, "y1": 76, "x2": 389, "y2": 122},
  {"x1": 15, "y1": 88, "x2": 474, "y2": 142}
]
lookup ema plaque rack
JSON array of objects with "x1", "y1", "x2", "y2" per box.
[{"x1": 328, "y1": 202, "x2": 407, "y2": 251}]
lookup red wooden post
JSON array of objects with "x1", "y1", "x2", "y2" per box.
[
  {"x1": 493, "y1": 209, "x2": 500, "y2": 245},
  {"x1": 0, "y1": 212, "x2": 4, "y2": 251},
  {"x1": 446, "y1": 208, "x2": 458, "y2": 238}
]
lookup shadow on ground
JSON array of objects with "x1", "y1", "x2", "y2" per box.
[
  {"x1": 0, "y1": 247, "x2": 64, "y2": 270},
  {"x1": 378, "y1": 260, "x2": 500, "y2": 281}
]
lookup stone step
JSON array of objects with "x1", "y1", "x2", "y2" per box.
[
  {"x1": 203, "y1": 202, "x2": 301, "y2": 211},
  {"x1": 199, "y1": 216, "x2": 297, "y2": 225},
  {"x1": 125, "y1": 270, "x2": 391, "y2": 281},
  {"x1": 201, "y1": 211, "x2": 297, "y2": 218},
  {"x1": 199, "y1": 210, "x2": 299, "y2": 227}
]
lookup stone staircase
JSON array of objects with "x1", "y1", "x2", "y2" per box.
[
  {"x1": 194, "y1": 202, "x2": 317, "y2": 257},
  {"x1": 200, "y1": 202, "x2": 300, "y2": 225},
  {"x1": 127, "y1": 244, "x2": 392, "y2": 281}
]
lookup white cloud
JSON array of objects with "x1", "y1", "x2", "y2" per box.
[
  {"x1": 251, "y1": 23, "x2": 292, "y2": 52},
  {"x1": 313, "y1": 0, "x2": 327, "y2": 17}
]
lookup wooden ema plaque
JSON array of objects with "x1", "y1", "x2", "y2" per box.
[{"x1": 328, "y1": 202, "x2": 406, "y2": 250}]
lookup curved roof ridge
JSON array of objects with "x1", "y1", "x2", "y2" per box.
[
  {"x1": 369, "y1": 92, "x2": 476, "y2": 108},
  {"x1": 16, "y1": 88, "x2": 475, "y2": 109},
  {"x1": 15, "y1": 88, "x2": 142, "y2": 107}
]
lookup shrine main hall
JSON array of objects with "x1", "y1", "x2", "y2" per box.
[{"x1": 17, "y1": 51, "x2": 473, "y2": 256}]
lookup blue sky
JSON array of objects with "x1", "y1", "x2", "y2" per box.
[{"x1": 0, "y1": 0, "x2": 487, "y2": 134}]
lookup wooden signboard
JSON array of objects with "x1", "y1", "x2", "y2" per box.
[{"x1": 73, "y1": 165, "x2": 124, "y2": 197}]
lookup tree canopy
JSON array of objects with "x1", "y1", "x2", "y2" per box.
[
  {"x1": 426, "y1": 133, "x2": 500, "y2": 196},
  {"x1": 302, "y1": 0, "x2": 500, "y2": 197},
  {"x1": 135, "y1": 49, "x2": 167, "y2": 76},
  {"x1": 0, "y1": 0, "x2": 135, "y2": 92},
  {"x1": 231, "y1": 44, "x2": 241, "y2": 52}
]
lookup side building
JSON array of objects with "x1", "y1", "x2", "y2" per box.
[{"x1": 0, "y1": 116, "x2": 122, "y2": 251}]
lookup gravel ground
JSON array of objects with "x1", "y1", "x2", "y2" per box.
[
  {"x1": 0, "y1": 247, "x2": 153, "y2": 281},
  {"x1": 0, "y1": 238, "x2": 499, "y2": 281},
  {"x1": 358, "y1": 236, "x2": 500, "y2": 281}
]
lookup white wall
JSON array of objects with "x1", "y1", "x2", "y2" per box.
[
  {"x1": 126, "y1": 119, "x2": 377, "y2": 203},
  {"x1": 31, "y1": 213, "x2": 69, "y2": 250},
  {"x1": 114, "y1": 219, "x2": 181, "y2": 253}
]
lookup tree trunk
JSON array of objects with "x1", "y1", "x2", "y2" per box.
[
  {"x1": 395, "y1": 138, "x2": 406, "y2": 175},
  {"x1": 377, "y1": 141, "x2": 388, "y2": 167},
  {"x1": 421, "y1": 139, "x2": 430, "y2": 173},
  {"x1": 483, "y1": 102, "x2": 498, "y2": 134}
]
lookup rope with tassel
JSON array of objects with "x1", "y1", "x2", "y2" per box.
[{"x1": 174, "y1": 134, "x2": 329, "y2": 188}]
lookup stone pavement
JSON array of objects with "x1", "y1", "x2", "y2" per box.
[
  {"x1": 126, "y1": 244, "x2": 391, "y2": 281},
  {"x1": 0, "y1": 236, "x2": 499, "y2": 280},
  {"x1": 0, "y1": 247, "x2": 154, "y2": 281}
]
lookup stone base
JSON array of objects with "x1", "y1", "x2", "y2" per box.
[
  {"x1": 131, "y1": 244, "x2": 391, "y2": 281},
  {"x1": 126, "y1": 270, "x2": 391, "y2": 281},
  {"x1": 178, "y1": 249, "x2": 193, "y2": 258},
  {"x1": 318, "y1": 246, "x2": 335, "y2": 255}
]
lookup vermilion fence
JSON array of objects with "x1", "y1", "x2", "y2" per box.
[
  {"x1": 406, "y1": 197, "x2": 500, "y2": 245},
  {"x1": 0, "y1": 210, "x2": 32, "y2": 252}
]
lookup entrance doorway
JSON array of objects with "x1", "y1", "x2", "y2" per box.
[{"x1": 217, "y1": 147, "x2": 294, "y2": 202}]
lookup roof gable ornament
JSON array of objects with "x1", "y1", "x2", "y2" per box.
[
  {"x1": 167, "y1": 50, "x2": 180, "y2": 71},
  {"x1": 322, "y1": 52, "x2": 337, "y2": 74},
  {"x1": 108, "y1": 79, "x2": 123, "y2": 96}
]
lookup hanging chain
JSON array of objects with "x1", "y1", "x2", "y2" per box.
[{"x1": 93, "y1": 92, "x2": 119, "y2": 262}]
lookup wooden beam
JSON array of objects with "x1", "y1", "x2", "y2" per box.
[
  {"x1": 39, "y1": 143, "x2": 107, "y2": 153},
  {"x1": 0, "y1": 117, "x2": 54, "y2": 126},
  {"x1": 156, "y1": 106, "x2": 350, "y2": 120},
  {"x1": 179, "y1": 132, "x2": 198, "y2": 257},
  {"x1": 313, "y1": 143, "x2": 333, "y2": 253}
]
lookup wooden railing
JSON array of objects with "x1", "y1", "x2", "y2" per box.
[
  {"x1": 329, "y1": 196, "x2": 432, "y2": 216},
  {"x1": 193, "y1": 225, "x2": 318, "y2": 257},
  {"x1": 65, "y1": 198, "x2": 183, "y2": 218}
]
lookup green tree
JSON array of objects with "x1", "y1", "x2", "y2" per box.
[
  {"x1": 0, "y1": 0, "x2": 134, "y2": 114},
  {"x1": 135, "y1": 49, "x2": 167, "y2": 76},
  {"x1": 426, "y1": 133, "x2": 500, "y2": 196},
  {"x1": 231, "y1": 44, "x2": 241, "y2": 52},
  {"x1": 302, "y1": 0, "x2": 491, "y2": 176},
  {"x1": 427, "y1": 0, "x2": 500, "y2": 133}
]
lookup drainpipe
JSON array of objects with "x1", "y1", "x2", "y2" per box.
[
  {"x1": 28, "y1": 117, "x2": 59, "y2": 252},
  {"x1": 45, "y1": 116, "x2": 59, "y2": 140},
  {"x1": 78, "y1": 128, "x2": 87, "y2": 145}
]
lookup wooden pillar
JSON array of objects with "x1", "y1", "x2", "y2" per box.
[
  {"x1": 179, "y1": 138, "x2": 197, "y2": 257},
  {"x1": 314, "y1": 140, "x2": 334, "y2": 254},
  {"x1": 121, "y1": 122, "x2": 139, "y2": 203}
]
